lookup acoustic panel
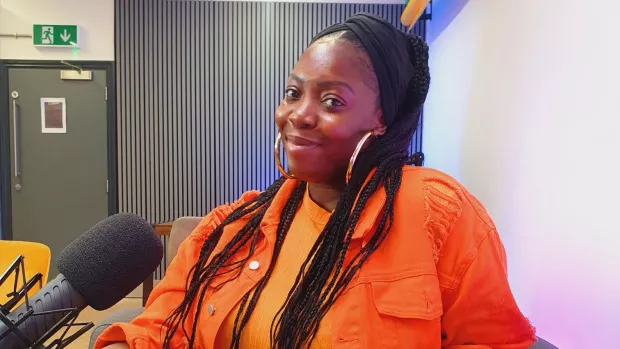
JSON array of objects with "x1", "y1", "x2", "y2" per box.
[{"x1": 116, "y1": 0, "x2": 426, "y2": 224}]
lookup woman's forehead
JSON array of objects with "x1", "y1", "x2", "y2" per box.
[{"x1": 291, "y1": 41, "x2": 369, "y2": 88}]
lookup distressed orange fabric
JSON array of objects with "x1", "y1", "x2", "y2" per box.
[{"x1": 94, "y1": 167, "x2": 535, "y2": 349}]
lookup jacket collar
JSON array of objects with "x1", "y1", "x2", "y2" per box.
[{"x1": 260, "y1": 174, "x2": 386, "y2": 244}]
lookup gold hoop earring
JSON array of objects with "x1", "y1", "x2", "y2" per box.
[
  {"x1": 346, "y1": 131, "x2": 374, "y2": 185},
  {"x1": 274, "y1": 132, "x2": 296, "y2": 179}
]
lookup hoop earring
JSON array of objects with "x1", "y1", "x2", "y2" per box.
[
  {"x1": 346, "y1": 131, "x2": 374, "y2": 185},
  {"x1": 274, "y1": 132, "x2": 296, "y2": 179}
]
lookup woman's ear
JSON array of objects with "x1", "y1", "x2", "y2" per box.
[
  {"x1": 374, "y1": 125, "x2": 387, "y2": 136},
  {"x1": 373, "y1": 109, "x2": 387, "y2": 136}
]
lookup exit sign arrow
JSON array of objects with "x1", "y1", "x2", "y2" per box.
[
  {"x1": 32, "y1": 24, "x2": 80, "y2": 48},
  {"x1": 60, "y1": 29, "x2": 71, "y2": 42}
]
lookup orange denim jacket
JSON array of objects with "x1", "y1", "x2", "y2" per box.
[{"x1": 95, "y1": 166, "x2": 536, "y2": 349}]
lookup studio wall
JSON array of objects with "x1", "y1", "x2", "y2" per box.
[
  {"x1": 424, "y1": 0, "x2": 620, "y2": 347},
  {"x1": 116, "y1": 0, "x2": 426, "y2": 223}
]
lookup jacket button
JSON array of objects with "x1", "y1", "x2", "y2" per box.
[
  {"x1": 208, "y1": 304, "x2": 215, "y2": 315},
  {"x1": 249, "y1": 260, "x2": 260, "y2": 270}
]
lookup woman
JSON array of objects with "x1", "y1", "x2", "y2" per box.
[{"x1": 97, "y1": 13, "x2": 535, "y2": 349}]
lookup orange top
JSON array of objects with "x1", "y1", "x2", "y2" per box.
[
  {"x1": 214, "y1": 188, "x2": 332, "y2": 348},
  {"x1": 94, "y1": 167, "x2": 536, "y2": 349}
]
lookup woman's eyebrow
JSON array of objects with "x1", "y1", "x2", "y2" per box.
[
  {"x1": 316, "y1": 80, "x2": 355, "y2": 94},
  {"x1": 289, "y1": 74, "x2": 355, "y2": 94}
]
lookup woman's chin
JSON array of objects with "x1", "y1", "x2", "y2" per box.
[{"x1": 287, "y1": 162, "x2": 322, "y2": 182}]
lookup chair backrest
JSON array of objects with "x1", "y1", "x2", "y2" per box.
[
  {"x1": 530, "y1": 336, "x2": 558, "y2": 349},
  {"x1": 0, "y1": 240, "x2": 51, "y2": 308},
  {"x1": 165, "y1": 217, "x2": 202, "y2": 269}
]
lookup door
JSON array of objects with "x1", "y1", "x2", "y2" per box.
[{"x1": 8, "y1": 68, "x2": 109, "y2": 278}]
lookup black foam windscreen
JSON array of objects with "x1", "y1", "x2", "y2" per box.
[{"x1": 56, "y1": 213, "x2": 163, "y2": 310}]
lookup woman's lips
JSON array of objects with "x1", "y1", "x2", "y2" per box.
[{"x1": 285, "y1": 134, "x2": 320, "y2": 152}]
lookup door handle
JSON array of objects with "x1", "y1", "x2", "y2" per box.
[{"x1": 12, "y1": 98, "x2": 20, "y2": 179}]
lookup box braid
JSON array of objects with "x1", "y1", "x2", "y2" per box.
[{"x1": 163, "y1": 29, "x2": 430, "y2": 349}]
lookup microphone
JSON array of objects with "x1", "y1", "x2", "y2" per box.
[{"x1": 0, "y1": 213, "x2": 163, "y2": 349}]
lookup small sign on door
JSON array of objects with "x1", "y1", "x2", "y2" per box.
[{"x1": 40, "y1": 98, "x2": 67, "y2": 133}]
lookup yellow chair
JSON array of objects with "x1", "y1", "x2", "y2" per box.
[{"x1": 0, "y1": 240, "x2": 51, "y2": 309}]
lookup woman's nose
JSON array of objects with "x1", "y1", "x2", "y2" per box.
[{"x1": 288, "y1": 100, "x2": 317, "y2": 129}]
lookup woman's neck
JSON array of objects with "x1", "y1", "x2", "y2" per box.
[{"x1": 307, "y1": 183, "x2": 344, "y2": 212}]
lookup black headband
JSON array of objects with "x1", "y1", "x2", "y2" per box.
[{"x1": 312, "y1": 13, "x2": 418, "y2": 127}]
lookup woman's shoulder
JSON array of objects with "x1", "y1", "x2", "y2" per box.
[
  {"x1": 400, "y1": 166, "x2": 489, "y2": 217},
  {"x1": 399, "y1": 165, "x2": 469, "y2": 206},
  {"x1": 188, "y1": 190, "x2": 262, "y2": 242},
  {"x1": 398, "y1": 166, "x2": 497, "y2": 261},
  {"x1": 401, "y1": 165, "x2": 463, "y2": 190}
]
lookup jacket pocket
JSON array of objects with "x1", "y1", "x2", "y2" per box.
[
  {"x1": 370, "y1": 273, "x2": 443, "y2": 348},
  {"x1": 371, "y1": 273, "x2": 443, "y2": 320}
]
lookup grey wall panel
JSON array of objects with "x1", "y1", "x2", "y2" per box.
[{"x1": 116, "y1": 0, "x2": 426, "y2": 224}]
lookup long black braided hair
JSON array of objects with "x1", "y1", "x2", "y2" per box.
[{"x1": 163, "y1": 19, "x2": 430, "y2": 349}]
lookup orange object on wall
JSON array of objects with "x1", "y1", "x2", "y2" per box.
[{"x1": 401, "y1": 0, "x2": 431, "y2": 29}]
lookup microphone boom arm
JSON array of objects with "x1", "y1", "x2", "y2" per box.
[
  {"x1": 0, "y1": 273, "x2": 91, "y2": 349},
  {"x1": 32, "y1": 307, "x2": 94, "y2": 349}
]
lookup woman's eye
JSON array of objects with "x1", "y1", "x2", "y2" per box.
[
  {"x1": 324, "y1": 98, "x2": 344, "y2": 108},
  {"x1": 285, "y1": 88, "x2": 300, "y2": 100}
]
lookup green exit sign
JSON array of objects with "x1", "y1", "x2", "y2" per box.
[{"x1": 33, "y1": 24, "x2": 80, "y2": 47}]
